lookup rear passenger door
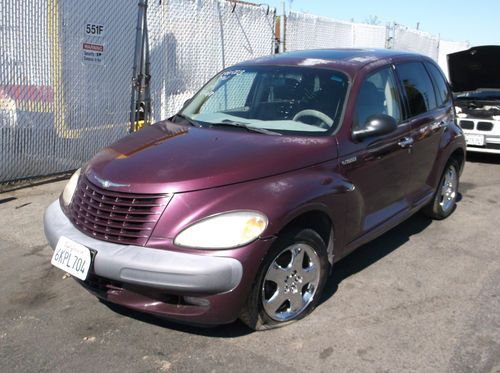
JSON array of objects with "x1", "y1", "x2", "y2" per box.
[{"x1": 394, "y1": 61, "x2": 447, "y2": 202}]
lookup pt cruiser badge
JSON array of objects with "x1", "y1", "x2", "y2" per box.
[{"x1": 93, "y1": 175, "x2": 130, "y2": 188}]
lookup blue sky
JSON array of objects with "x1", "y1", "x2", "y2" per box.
[{"x1": 264, "y1": 0, "x2": 500, "y2": 46}]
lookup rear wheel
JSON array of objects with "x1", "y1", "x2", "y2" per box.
[
  {"x1": 240, "y1": 228, "x2": 329, "y2": 330},
  {"x1": 422, "y1": 158, "x2": 460, "y2": 219}
]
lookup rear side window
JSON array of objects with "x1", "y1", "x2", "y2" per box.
[
  {"x1": 425, "y1": 62, "x2": 452, "y2": 106},
  {"x1": 396, "y1": 62, "x2": 437, "y2": 117},
  {"x1": 353, "y1": 67, "x2": 402, "y2": 130}
]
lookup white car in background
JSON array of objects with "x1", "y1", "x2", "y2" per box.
[
  {"x1": 448, "y1": 45, "x2": 500, "y2": 154},
  {"x1": 0, "y1": 89, "x2": 17, "y2": 128}
]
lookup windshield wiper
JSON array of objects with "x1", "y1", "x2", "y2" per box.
[
  {"x1": 211, "y1": 120, "x2": 281, "y2": 135},
  {"x1": 173, "y1": 113, "x2": 203, "y2": 127}
]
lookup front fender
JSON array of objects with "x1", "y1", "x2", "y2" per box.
[{"x1": 149, "y1": 160, "x2": 351, "y2": 256}]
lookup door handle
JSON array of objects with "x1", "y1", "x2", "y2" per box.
[
  {"x1": 398, "y1": 137, "x2": 414, "y2": 148},
  {"x1": 428, "y1": 120, "x2": 448, "y2": 131}
]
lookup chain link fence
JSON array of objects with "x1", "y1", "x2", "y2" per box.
[
  {"x1": 1, "y1": 1, "x2": 469, "y2": 185},
  {"x1": 0, "y1": 0, "x2": 136, "y2": 184},
  {"x1": 286, "y1": 12, "x2": 388, "y2": 51},
  {"x1": 285, "y1": 11, "x2": 469, "y2": 76},
  {"x1": 352, "y1": 23, "x2": 389, "y2": 48},
  {"x1": 392, "y1": 24, "x2": 440, "y2": 60},
  {"x1": 147, "y1": 0, "x2": 275, "y2": 121}
]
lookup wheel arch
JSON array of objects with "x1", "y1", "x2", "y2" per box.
[
  {"x1": 449, "y1": 147, "x2": 466, "y2": 174},
  {"x1": 273, "y1": 208, "x2": 336, "y2": 266}
]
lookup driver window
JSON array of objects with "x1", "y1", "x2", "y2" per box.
[{"x1": 353, "y1": 68, "x2": 401, "y2": 131}]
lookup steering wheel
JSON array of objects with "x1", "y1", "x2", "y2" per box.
[{"x1": 293, "y1": 109, "x2": 334, "y2": 129}]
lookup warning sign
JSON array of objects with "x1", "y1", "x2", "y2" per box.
[{"x1": 82, "y1": 42, "x2": 105, "y2": 65}]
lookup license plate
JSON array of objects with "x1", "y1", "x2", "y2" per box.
[
  {"x1": 51, "y1": 236, "x2": 92, "y2": 281},
  {"x1": 465, "y1": 134, "x2": 485, "y2": 146}
]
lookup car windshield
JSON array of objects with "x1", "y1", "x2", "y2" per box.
[{"x1": 179, "y1": 65, "x2": 349, "y2": 135}]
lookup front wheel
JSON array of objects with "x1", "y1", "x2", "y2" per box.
[
  {"x1": 422, "y1": 158, "x2": 460, "y2": 220},
  {"x1": 240, "y1": 228, "x2": 329, "y2": 330}
]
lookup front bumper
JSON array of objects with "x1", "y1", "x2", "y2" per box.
[
  {"x1": 43, "y1": 200, "x2": 267, "y2": 325},
  {"x1": 459, "y1": 119, "x2": 500, "y2": 154},
  {"x1": 44, "y1": 200, "x2": 243, "y2": 293}
]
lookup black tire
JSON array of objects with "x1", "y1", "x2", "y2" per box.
[
  {"x1": 422, "y1": 158, "x2": 460, "y2": 220},
  {"x1": 240, "y1": 228, "x2": 330, "y2": 330}
]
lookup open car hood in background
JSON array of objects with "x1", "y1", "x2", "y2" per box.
[{"x1": 448, "y1": 45, "x2": 500, "y2": 93}]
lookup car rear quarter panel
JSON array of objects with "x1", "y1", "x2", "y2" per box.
[{"x1": 431, "y1": 121, "x2": 466, "y2": 184}]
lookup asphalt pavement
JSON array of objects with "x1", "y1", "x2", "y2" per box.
[{"x1": 0, "y1": 153, "x2": 499, "y2": 372}]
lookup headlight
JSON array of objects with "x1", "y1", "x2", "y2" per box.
[
  {"x1": 61, "y1": 168, "x2": 81, "y2": 207},
  {"x1": 174, "y1": 211, "x2": 268, "y2": 249}
]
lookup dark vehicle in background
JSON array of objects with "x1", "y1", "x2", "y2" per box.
[
  {"x1": 449, "y1": 45, "x2": 500, "y2": 154},
  {"x1": 44, "y1": 49, "x2": 466, "y2": 330}
]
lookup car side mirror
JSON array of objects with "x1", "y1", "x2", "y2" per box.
[{"x1": 352, "y1": 114, "x2": 397, "y2": 141}]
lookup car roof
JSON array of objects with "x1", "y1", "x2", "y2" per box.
[{"x1": 235, "y1": 48, "x2": 428, "y2": 77}]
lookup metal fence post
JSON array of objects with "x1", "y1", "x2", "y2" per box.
[
  {"x1": 385, "y1": 22, "x2": 395, "y2": 49},
  {"x1": 130, "y1": 0, "x2": 151, "y2": 133},
  {"x1": 279, "y1": 0, "x2": 285, "y2": 53}
]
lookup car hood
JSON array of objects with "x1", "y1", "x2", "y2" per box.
[
  {"x1": 83, "y1": 120, "x2": 337, "y2": 194},
  {"x1": 448, "y1": 45, "x2": 500, "y2": 93}
]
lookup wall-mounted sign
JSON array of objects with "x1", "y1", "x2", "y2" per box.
[
  {"x1": 82, "y1": 42, "x2": 105, "y2": 65},
  {"x1": 84, "y1": 22, "x2": 105, "y2": 37}
]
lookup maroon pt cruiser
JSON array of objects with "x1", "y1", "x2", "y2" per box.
[{"x1": 44, "y1": 49, "x2": 466, "y2": 330}]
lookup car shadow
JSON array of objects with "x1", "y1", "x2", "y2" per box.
[
  {"x1": 466, "y1": 152, "x2": 500, "y2": 164},
  {"x1": 320, "y1": 213, "x2": 432, "y2": 304},
  {"x1": 100, "y1": 300, "x2": 254, "y2": 338}
]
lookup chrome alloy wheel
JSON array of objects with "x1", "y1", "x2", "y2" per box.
[
  {"x1": 439, "y1": 164, "x2": 458, "y2": 213},
  {"x1": 261, "y1": 243, "x2": 321, "y2": 322}
]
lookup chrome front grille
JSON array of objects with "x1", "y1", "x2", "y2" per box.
[{"x1": 69, "y1": 177, "x2": 169, "y2": 245}]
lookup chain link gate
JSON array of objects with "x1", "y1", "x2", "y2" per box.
[{"x1": 0, "y1": 0, "x2": 137, "y2": 184}]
